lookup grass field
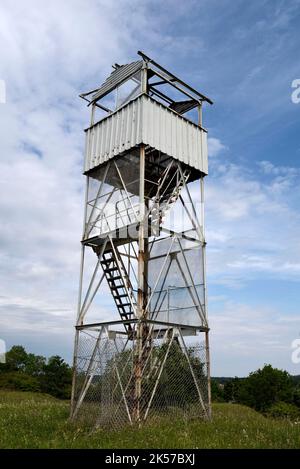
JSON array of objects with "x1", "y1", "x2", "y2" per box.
[{"x1": 0, "y1": 390, "x2": 299, "y2": 449}]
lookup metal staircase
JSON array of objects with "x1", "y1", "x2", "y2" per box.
[
  {"x1": 150, "y1": 167, "x2": 190, "y2": 228},
  {"x1": 100, "y1": 247, "x2": 137, "y2": 334},
  {"x1": 99, "y1": 166, "x2": 189, "y2": 332}
]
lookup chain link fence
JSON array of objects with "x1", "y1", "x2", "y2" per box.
[{"x1": 72, "y1": 324, "x2": 209, "y2": 428}]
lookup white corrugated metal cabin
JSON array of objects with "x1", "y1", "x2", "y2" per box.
[{"x1": 80, "y1": 51, "x2": 212, "y2": 184}]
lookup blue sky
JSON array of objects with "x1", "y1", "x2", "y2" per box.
[{"x1": 0, "y1": 0, "x2": 300, "y2": 376}]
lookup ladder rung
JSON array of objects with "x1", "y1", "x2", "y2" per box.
[
  {"x1": 119, "y1": 309, "x2": 134, "y2": 314},
  {"x1": 101, "y1": 257, "x2": 114, "y2": 264},
  {"x1": 101, "y1": 262, "x2": 115, "y2": 267},
  {"x1": 108, "y1": 276, "x2": 122, "y2": 281},
  {"x1": 99, "y1": 249, "x2": 138, "y2": 328},
  {"x1": 114, "y1": 294, "x2": 128, "y2": 299},
  {"x1": 120, "y1": 312, "x2": 134, "y2": 318},
  {"x1": 103, "y1": 267, "x2": 119, "y2": 273}
]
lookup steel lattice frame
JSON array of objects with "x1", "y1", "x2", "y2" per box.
[{"x1": 71, "y1": 54, "x2": 211, "y2": 427}]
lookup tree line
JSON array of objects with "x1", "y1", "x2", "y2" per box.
[
  {"x1": 1, "y1": 345, "x2": 300, "y2": 419},
  {"x1": 211, "y1": 365, "x2": 300, "y2": 419},
  {"x1": 0, "y1": 345, "x2": 72, "y2": 399}
]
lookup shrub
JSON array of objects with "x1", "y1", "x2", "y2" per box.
[
  {"x1": 293, "y1": 386, "x2": 300, "y2": 408},
  {"x1": 223, "y1": 377, "x2": 243, "y2": 402},
  {"x1": 211, "y1": 380, "x2": 225, "y2": 402},
  {"x1": 0, "y1": 347, "x2": 72, "y2": 399},
  {"x1": 267, "y1": 401, "x2": 300, "y2": 420},
  {"x1": 0, "y1": 372, "x2": 41, "y2": 392},
  {"x1": 40, "y1": 356, "x2": 72, "y2": 399},
  {"x1": 237, "y1": 365, "x2": 294, "y2": 412}
]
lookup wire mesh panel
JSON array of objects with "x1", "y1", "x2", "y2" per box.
[
  {"x1": 148, "y1": 236, "x2": 206, "y2": 328},
  {"x1": 72, "y1": 324, "x2": 209, "y2": 428}
]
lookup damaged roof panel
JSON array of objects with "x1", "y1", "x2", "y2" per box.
[{"x1": 90, "y1": 60, "x2": 143, "y2": 103}]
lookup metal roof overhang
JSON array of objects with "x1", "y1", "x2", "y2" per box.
[
  {"x1": 79, "y1": 51, "x2": 213, "y2": 110},
  {"x1": 80, "y1": 60, "x2": 143, "y2": 104}
]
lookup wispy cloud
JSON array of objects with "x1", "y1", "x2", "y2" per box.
[
  {"x1": 210, "y1": 299, "x2": 300, "y2": 375},
  {"x1": 0, "y1": 0, "x2": 299, "y2": 375},
  {"x1": 208, "y1": 138, "x2": 228, "y2": 157},
  {"x1": 206, "y1": 156, "x2": 300, "y2": 285}
]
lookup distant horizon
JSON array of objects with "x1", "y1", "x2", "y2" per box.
[{"x1": 3, "y1": 342, "x2": 300, "y2": 380}]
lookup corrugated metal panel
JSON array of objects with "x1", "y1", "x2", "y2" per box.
[
  {"x1": 84, "y1": 98, "x2": 143, "y2": 172},
  {"x1": 141, "y1": 96, "x2": 208, "y2": 174},
  {"x1": 84, "y1": 95, "x2": 208, "y2": 174},
  {"x1": 91, "y1": 60, "x2": 143, "y2": 103}
]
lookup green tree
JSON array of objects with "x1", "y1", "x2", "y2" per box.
[
  {"x1": 152, "y1": 342, "x2": 207, "y2": 409},
  {"x1": 40, "y1": 356, "x2": 72, "y2": 399},
  {"x1": 293, "y1": 385, "x2": 300, "y2": 408},
  {"x1": 223, "y1": 377, "x2": 243, "y2": 402},
  {"x1": 25, "y1": 353, "x2": 46, "y2": 376},
  {"x1": 0, "y1": 371, "x2": 40, "y2": 392},
  {"x1": 211, "y1": 379, "x2": 224, "y2": 402},
  {"x1": 238, "y1": 365, "x2": 294, "y2": 412},
  {"x1": 267, "y1": 401, "x2": 300, "y2": 420},
  {"x1": 5, "y1": 345, "x2": 28, "y2": 371}
]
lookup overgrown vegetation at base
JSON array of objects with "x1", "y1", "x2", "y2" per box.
[
  {"x1": 1, "y1": 347, "x2": 299, "y2": 448},
  {"x1": 0, "y1": 346, "x2": 72, "y2": 399},
  {"x1": 0, "y1": 391, "x2": 299, "y2": 449},
  {"x1": 1, "y1": 345, "x2": 300, "y2": 422},
  {"x1": 211, "y1": 365, "x2": 300, "y2": 420}
]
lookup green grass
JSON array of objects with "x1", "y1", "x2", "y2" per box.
[{"x1": 0, "y1": 390, "x2": 299, "y2": 449}]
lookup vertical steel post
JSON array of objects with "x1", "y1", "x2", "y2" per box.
[
  {"x1": 198, "y1": 102, "x2": 202, "y2": 127},
  {"x1": 90, "y1": 103, "x2": 95, "y2": 126},
  {"x1": 70, "y1": 329, "x2": 79, "y2": 417},
  {"x1": 76, "y1": 175, "x2": 90, "y2": 326},
  {"x1": 200, "y1": 175, "x2": 211, "y2": 418},
  {"x1": 132, "y1": 64, "x2": 148, "y2": 423},
  {"x1": 200, "y1": 175, "x2": 207, "y2": 323},
  {"x1": 71, "y1": 175, "x2": 90, "y2": 417},
  {"x1": 205, "y1": 330, "x2": 211, "y2": 419},
  {"x1": 133, "y1": 144, "x2": 146, "y2": 423}
]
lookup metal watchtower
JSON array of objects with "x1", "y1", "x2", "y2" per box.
[{"x1": 71, "y1": 52, "x2": 213, "y2": 427}]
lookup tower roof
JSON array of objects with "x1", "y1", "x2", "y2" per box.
[
  {"x1": 91, "y1": 60, "x2": 143, "y2": 103},
  {"x1": 80, "y1": 52, "x2": 213, "y2": 110}
]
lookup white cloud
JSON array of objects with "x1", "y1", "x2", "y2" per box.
[
  {"x1": 205, "y1": 158, "x2": 300, "y2": 284},
  {"x1": 258, "y1": 160, "x2": 299, "y2": 177},
  {"x1": 0, "y1": 0, "x2": 299, "y2": 377},
  {"x1": 208, "y1": 137, "x2": 227, "y2": 157},
  {"x1": 0, "y1": 0, "x2": 138, "y2": 354},
  {"x1": 210, "y1": 300, "x2": 300, "y2": 376}
]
